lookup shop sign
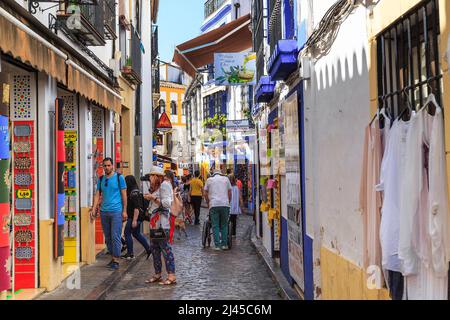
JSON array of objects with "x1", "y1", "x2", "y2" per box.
[
  {"x1": 214, "y1": 52, "x2": 256, "y2": 86},
  {"x1": 226, "y1": 119, "x2": 250, "y2": 132},
  {"x1": 16, "y1": 189, "x2": 32, "y2": 199}
]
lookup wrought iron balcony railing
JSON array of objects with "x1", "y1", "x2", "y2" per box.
[
  {"x1": 103, "y1": 0, "x2": 117, "y2": 40},
  {"x1": 204, "y1": 0, "x2": 227, "y2": 19},
  {"x1": 56, "y1": 0, "x2": 106, "y2": 46},
  {"x1": 121, "y1": 24, "x2": 142, "y2": 85}
]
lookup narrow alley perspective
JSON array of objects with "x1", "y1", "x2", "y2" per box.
[{"x1": 2, "y1": 0, "x2": 450, "y2": 310}]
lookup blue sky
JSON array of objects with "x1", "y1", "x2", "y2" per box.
[{"x1": 157, "y1": 0, "x2": 204, "y2": 63}]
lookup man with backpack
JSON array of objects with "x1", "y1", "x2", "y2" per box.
[{"x1": 90, "y1": 158, "x2": 127, "y2": 270}]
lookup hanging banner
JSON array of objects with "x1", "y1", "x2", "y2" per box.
[{"x1": 214, "y1": 52, "x2": 256, "y2": 86}]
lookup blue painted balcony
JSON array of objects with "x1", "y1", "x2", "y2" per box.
[
  {"x1": 268, "y1": 40, "x2": 299, "y2": 81},
  {"x1": 255, "y1": 76, "x2": 275, "y2": 104}
]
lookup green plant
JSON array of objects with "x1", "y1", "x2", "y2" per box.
[
  {"x1": 126, "y1": 57, "x2": 132, "y2": 66},
  {"x1": 202, "y1": 113, "x2": 228, "y2": 142}
]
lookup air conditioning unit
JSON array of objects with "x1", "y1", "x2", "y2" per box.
[{"x1": 299, "y1": 56, "x2": 311, "y2": 80}]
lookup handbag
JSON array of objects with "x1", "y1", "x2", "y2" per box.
[
  {"x1": 149, "y1": 190, "x2": 169, "y2": 241},
  {"x1": 149, "y1": 226, "x2": 168, "y2": 241},
  {"x1": 170, "y1": 190, "x2": 183, "y2": 218}
]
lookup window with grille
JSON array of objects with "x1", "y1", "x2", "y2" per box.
[{"x1": 377, "y1": 0, "x2": 442, "y2": 118}]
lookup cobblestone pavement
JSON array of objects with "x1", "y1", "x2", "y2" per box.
[{"x1": 105, "y1": 208, "x2": 282, "y2": 300}]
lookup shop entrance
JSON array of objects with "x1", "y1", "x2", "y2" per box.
[
  {"x1": 0, "y1": 57, "x2": 38, "y2": 295},
  {"x1": 91, "y1": 105, "x2": 106, "y2": 254}
]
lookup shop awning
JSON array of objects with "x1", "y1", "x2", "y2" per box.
[
  {"x1": 67, "y1": 60, "x2": 122, "y2": 114},
  {"x1": 173, "y1": 14, "x2": 252, "y2": 77},
  {"x1": 0, "y1": 8, "x2": 67, "y2": 84}
]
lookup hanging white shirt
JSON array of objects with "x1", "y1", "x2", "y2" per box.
[
  {"x1": 399, "y1": 103, "x2": 449, "y2": 300},
  {"x1": 377, "y1": 119, "x2": 411, "y2": 272}
]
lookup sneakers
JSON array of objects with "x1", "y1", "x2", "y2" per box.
[
  {"x1": 221, "y1": 246, "x2": 229, "y2": 251},
  {"x1": 121, "y1": 253, "x2": 135, "y2": 260},
  {"x1": 108, "y1": 262, "x2": 119, "y2": 270},
  {"x1": 213, "y1": 247, "x2": 222, "y2": 251},
  {"x1": 106, "y1": 259, "x2": 114, "y2": 267}
]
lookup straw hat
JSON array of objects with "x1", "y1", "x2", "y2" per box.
[{"x1": 148, "y1": 166, "x2": 165, "y2": 176}]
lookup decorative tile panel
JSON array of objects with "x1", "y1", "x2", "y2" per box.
[
  {"x1": 92, "y1": 107, "x2": 104, "y2": 138},
  {"x1": 12, "y1": 75, "x2": 32, "y2": 120},
  {"x1": 62, "y1": 95, "x2": 76, "y2": 130}
]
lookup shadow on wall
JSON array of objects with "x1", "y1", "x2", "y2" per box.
[{"x1": 316, "y1": 45, "x2": 369, "y2": 94}]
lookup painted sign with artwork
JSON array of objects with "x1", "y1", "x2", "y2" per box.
[{"x1": 214, "y1": 52, "x2": 256, "y2": 86}]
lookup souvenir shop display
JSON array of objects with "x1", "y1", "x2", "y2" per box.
[
  {"x1": 63, "y1": 129, "x2": 78, "y2": 262},
  {"x1": 14, "y1": 230, "x2": 32, "y2": 243},
  {"x1": 14, "y1": 157, "x2": 31, "y2": 170},
  {"x1": 13, "y1": 125, "x2": 31, "y2": 137},
  {"x1": 15, "y1": 247, "x2": 32, "y2": 260},
  {"x1": 15, "y1": 199, "x2": 32, "y2": 211},
  {"x1": 13, "y1": 141, "x2": 31, "y2": 153},
  {"x1": 12, "y1": 120, "x2": 36, "y2": 290},
  {"x1": 55, "y1": 98, "x2": 65, "y2": 258},
  {"x1": 13, "y1": 214, "x2": 31, "y2": 227}
]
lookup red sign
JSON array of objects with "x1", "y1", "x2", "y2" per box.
[
  {"x1": 156, "y1": 112, "x2": 172, "y2": 130},
  {"x1": 115, "y1": 142, "x2": 121, "y2": 163}
]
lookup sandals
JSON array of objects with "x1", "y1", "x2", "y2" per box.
[
  {"x1": 145, "y1": 275, "x2": 162, "y2": 284},
  {"x1": 159, "y1": 278, "x2": 177, "y2": 286}
]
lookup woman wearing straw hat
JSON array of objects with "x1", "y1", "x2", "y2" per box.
[{"x1": 144, "y1": 166, "x2": 177, "y2": 285}]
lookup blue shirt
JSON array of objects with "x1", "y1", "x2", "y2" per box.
[{"x1": 97, "y1": 173, "x2": 127, "y2": 213}]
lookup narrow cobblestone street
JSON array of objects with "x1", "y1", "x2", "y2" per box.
[{"x1": 105, "y1": 208, "x2": 282, "y2": 300}]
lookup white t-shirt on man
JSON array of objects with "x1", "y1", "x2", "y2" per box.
[{"x1": 205, "y1": 174, "x2": 232, "y2": 208}]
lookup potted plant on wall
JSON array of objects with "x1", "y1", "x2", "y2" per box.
[{"x1": 122, "y1": 57, "x2": 132, "y2": 73}]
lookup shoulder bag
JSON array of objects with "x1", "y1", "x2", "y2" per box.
[{"x1": 149, "y1": 189, "x2": 170, "y2": 242}]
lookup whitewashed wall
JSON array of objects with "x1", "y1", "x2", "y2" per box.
[{"x1": 302, "y1": 2, "x2": 371, "y2": 299}]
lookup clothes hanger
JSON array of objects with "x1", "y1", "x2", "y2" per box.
[
  {"x1": 420, "y1": 84, "x2": 439, "y2": 115},
  {"x1": 397, "y1": 89, "x2": 414, "y2": 121}
]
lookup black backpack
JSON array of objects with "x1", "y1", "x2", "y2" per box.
[{"x1": 130, "y1": 189, "x2": 151, "y2": 222}]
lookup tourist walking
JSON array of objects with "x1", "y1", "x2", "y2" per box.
[
  {"x1": 90, "y1": 158, "x2": 127, "y2": 270},
  {"x1": 228, "y1": 175, "x2": 243, "y2": 237},
  {"x1": 122, "y1": 175, "x2": 152, "y2": 260},
  {"x1": 189, "y1": 170, "x2": 204, "y2": 225},
  {"x1": 144, "y1": 167, "x2": 177, "y2": 285},
  {"x1": 204, "y1": 167, "x2": 232, "y2": 250}
]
